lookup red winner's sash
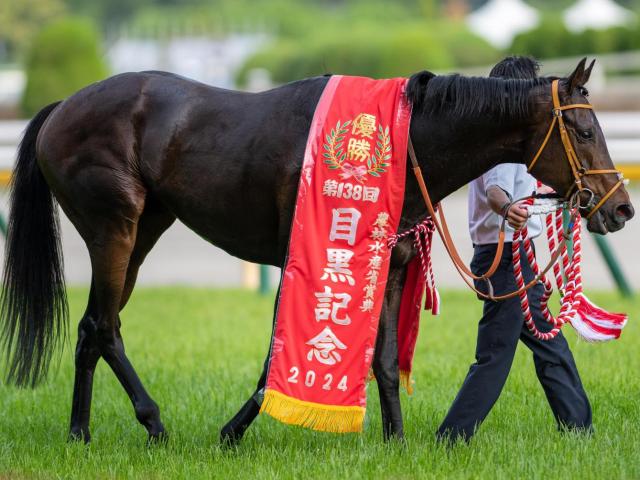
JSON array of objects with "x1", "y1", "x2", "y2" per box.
[{"x1": 260, "y1": 76, "x2": 411, "y2": 433}]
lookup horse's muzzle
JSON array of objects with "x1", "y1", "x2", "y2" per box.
[
  {"x1": 616, "y1": 203, "x2": 635, "y2": 223},
  {"x1": 587, "y1": 202, "x2": 634, "y2": 234}
]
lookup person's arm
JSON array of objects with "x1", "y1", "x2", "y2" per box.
[{"x1": 483, "y1": 164, "x2": 528, "y2": 230}]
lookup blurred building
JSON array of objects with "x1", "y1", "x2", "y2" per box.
[
  {"x1": 467, "y1": 0, "x2": 540, "y2": 49},
  {"x1": 108, "y1": 32, "x2": 269, "y2": 89},
  {"x1": 564, "y1": 0, "x2": 635, "y2": 32},
  {"x1": 468, "y1": 0, "x2": 636, "y2": 48}
]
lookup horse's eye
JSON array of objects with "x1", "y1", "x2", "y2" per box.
[
  {"x1": 579, "y1": 129, "x2": 593, "y2": 140},
  {"x1": 579, "y1": 87, "x2": 590, "y2": 97}
]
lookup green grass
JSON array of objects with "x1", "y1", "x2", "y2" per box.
[{"x1": 0, "y1": 288, "x2": 638, "y2": 479}]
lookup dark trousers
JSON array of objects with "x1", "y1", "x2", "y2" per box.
[{"x1": 436, "y1": 242, "x2": 592, "y2": 442}]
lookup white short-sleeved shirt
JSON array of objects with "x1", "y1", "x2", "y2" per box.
[{"x1": 468, "y1": 163, "x2": 542, "y2": 245}]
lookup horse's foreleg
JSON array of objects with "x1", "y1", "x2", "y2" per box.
[
  {"x1": 220, "y1": 357, "x2": 268, "y2": 446},
  {"x1": 220, "y1": 281, "x2": 281, "y2": 446},
  {"x1": 373, "y1": 267, "x2": 407, "y2": 442}
]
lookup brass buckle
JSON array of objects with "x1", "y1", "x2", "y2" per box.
[{"x1": 552, "y1": 108, "x2": 563, "y2": 118}]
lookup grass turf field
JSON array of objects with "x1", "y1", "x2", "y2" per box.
[{"x1": 0, "y1": 288, "x2": 638, "y2": 479}]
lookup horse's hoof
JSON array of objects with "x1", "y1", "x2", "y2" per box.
[
  {"x1": 383, "y1": 432, "x2": 406, "y2": 446},
  {"x1": 147, "y1": 428, "x2": 168, "y2": 446},
  {"x1": 68, "y1": 428, "x2": 91, "y2": 444},
  {"x1": 219, "y1": 427, "x2": 243, "y2": 448},
  {"x1": 393, "y1": 436, "x2": 408, "y2": 449}
]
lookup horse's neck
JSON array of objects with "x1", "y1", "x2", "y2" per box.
[{"x1": 399, "y1": 115, "x2": 528, "y2": 227}]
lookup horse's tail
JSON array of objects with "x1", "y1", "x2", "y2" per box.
[{"x1": 1, "y1": 101, "x2": 68, "y2": 387}]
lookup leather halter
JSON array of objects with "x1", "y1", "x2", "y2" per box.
[
  {"x1": 528, "y1": 79, "x2": 624, "y2": 220},
  {"x1": 406, "y1": 79, "x2": 623, "y2": 301}
]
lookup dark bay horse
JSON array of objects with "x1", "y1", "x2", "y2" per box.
[{"x1": 0, "y1": 57, "x2": 633, "y2": 444}]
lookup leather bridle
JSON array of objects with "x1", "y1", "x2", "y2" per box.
[
  {"x1": 527, "y1": 79, "x2": 624, "y2": 220},
  {"x1": 406, "y1": 79, "x2": 623, "y2": 301}
]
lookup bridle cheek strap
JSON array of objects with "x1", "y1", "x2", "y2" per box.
[{"x1": 528, "y1": 79, "x2": 624, "y2": 220}]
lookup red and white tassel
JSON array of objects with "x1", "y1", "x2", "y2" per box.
[
  {"x1": 563, "y1": 216, "x2": 626, "y2": 342},
  {"x1": 430, "y1": 287, "x2": 441, "y2": 316},
  {"x1": 513, "y1": 192, "x2": 628, "y2": 343},
  {"x1": 570, "y1": 293, "x2": 627, "y2": 342}
]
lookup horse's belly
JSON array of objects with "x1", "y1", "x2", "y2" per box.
[
  {"x1": 151, "y1": 170, "x2": 286, "y2": 266},
  {"x1": 177, "y1": 208, "x2": 283, "y2": 266}
]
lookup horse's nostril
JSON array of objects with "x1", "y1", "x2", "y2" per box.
[{"x1": 615, "y1": 203, "x2": 635, "y2": 221}]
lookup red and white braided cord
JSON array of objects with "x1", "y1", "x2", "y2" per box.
[
  {"x1": 512, "y1": 198, "x2": 582, "y2": 340},
  {"x1": 388, "y1": 218, "x2": 437, "y2": 301}
]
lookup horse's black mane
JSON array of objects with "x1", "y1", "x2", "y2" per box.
[{"x1": 407, "y1": 70, "x2": 556, "y2": 120}]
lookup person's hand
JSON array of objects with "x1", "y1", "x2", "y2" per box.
[{"x1": 506, "y1": 201, "x2": 529, "y2": 230}]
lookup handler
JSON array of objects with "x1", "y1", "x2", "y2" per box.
[{"x1": 436, "y1": 57, "x2": 592, "y2": 443}]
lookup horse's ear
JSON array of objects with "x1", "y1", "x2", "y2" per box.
[
  {"x1": 567, "y1": 57, "x2": 588, "y2": 91},
  {"x1": 582, "y1": 59, "x2": 596, "y2": 85}
]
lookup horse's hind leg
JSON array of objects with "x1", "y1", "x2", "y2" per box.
[
  {"x1": 69, "y1": 220, "x2": 141, "y2": 442},
  {"x1": 119, "y1": 200, "x2": 176, "y2": 309},
  {"x1": 69, "y1": 282, "x2": 101, "y2": 442},
  {"x1": 99, "y1": 206, "x2": 175, "y2": 442},
  {"x1": 68, "y1": 201, "x2": 175, "y2": 443}
]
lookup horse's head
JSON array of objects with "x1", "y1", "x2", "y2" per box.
[{"x1": 525, "y1": 58, "x2": 634, "y2": 234}]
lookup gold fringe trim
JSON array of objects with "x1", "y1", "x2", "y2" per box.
[
  {"x1": 399, "y1": 370, "x2": 415, "y2": 395},
  {"x1": 367, "y1": 369, "x2": 415, "y2": 396},
  {"x1": 366, "y1": 368, "x2": 375, "y2": 382},
  {"x1": 260, "y1": 389, "x2": 365, "y2": 433}
]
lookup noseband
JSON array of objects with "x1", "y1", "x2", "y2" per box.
[{"x1": 527, "y1": 79, "x2": 624, "y2": 220}]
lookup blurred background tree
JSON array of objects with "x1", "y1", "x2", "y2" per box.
[
  {"x1": 21, "y1": 18, "x2": 109, "y2": 115},
  {"x1": 511, "y1": 18, "x2": 640, "y2": 58},
  {"x1": 0, "y1": 0, "x2": 67, "y2": 62},
  {"x1": 235, "y1": 20, "x2": 499, "y2": 86}
]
